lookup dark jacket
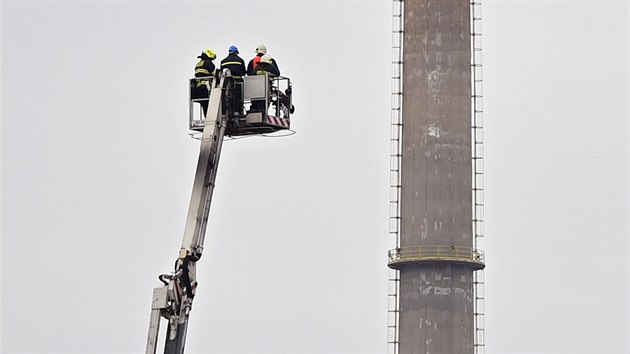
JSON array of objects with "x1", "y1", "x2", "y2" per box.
[
  {"x1": 254, "y1": 62, "x2": 280, "y2": 77},
  {"x1": 247, "y1": 53, "x2": 280, "y2": 76},
  {"x1": 195, "y1": 57, "x2": 215, "y2": 78},
  {"x1": 194, "y1": 57, "x2": 215, "y2": 87},
  {"x1": 220, "y1": 53, "x2": 246, "y2": 77}
]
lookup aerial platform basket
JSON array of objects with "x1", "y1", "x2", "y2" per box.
[{"x1": 189, "y1": 73, "x2": 293, "y2": 137}]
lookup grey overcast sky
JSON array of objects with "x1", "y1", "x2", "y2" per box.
[{"x1": 1, "y1": 1, "x2": 628, "y2": 353}]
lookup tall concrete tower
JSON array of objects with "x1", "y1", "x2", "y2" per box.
[{"x1": 387, "y1": 1, "x2": 485, "y2": 353}]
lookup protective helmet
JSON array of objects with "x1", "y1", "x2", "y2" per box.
[
  {"x1": 201, "y1": 48, "x2": 216, "y2": 60},
  {"x1": 260, "y1": 54, "x2": 273, "y2": 64},
  {"x1": 255, "y1": 44, "x2": 267, "y2": 54},
  {"x1": 228, "y1": 45, "x2": 239, "y2": 54}
]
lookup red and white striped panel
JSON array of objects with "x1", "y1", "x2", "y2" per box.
[{"x1": 266, "y1": 115, "x2": 291, "y2": 129}]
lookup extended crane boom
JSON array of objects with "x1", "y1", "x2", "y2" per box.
[
  {"x1": 145, "y1": 69, "x2": 293, "y2": 354},
  {"x1": 146, "y1": 72, "x2": 228, "y2": 354}
]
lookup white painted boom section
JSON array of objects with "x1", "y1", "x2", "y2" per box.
[
  {"x1": 145, "y1": 71, "x2": 228, "y2": 354},
  {"x1": 180, "y1": 74, "x2": 227, "y2": 259}
]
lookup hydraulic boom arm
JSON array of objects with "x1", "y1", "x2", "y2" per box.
[
  {"x1": 145, "y1": 71, "x2": 229, "y2": 354},
  {"x1": 145, "y1": 67, "x2": 294, "y2": 354}
]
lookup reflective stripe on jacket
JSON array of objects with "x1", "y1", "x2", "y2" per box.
[
  {"x1": 255, "y1": 62, "x2": 280, "y2": 77},
  {"x1": 195, "y1": 59, "x2": 215, "y2": 86},
  {"x1": 220, "y1": 53, "x2": 246, "y2": 77}
]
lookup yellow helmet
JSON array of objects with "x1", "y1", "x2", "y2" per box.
[{"x1": 201, "y1": 48, "x2": 216, "y2": 60}]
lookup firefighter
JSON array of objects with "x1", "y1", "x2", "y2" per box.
[
  {"x1": 191, "y1": 48, "x2": 216, "y2": 116},
  {"x1": 246, "y1": 44, "x2": 280, "y2": 76},
  {"x1": 220, "y1": 46, "x2": 247, "y2": 116},
  {"x1": 250, "y1": 54, "x2": 282, "y2": 113},
  {"x1": 220, "y1": 45, "x2": 246, "y2": 78},
  {"x1": 257, "y1": 55, "x2": 294, "y2": 116}
]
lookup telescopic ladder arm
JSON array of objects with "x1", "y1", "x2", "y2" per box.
[
  {"x1": 146, "y1": 71, "x2": 229, "y2": 354},
  {"x1": 180, "y1": 74, "x2": 228, "y2": 261}
]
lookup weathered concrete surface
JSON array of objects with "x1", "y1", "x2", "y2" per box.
[
  {"x1": 399, "y1": 0, "x2": 474, "y2": 353},
  {"x1": 399, "y1": 264, "x2": 474, "y2": 353}
]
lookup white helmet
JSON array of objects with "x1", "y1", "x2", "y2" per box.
[
  {"x1": 260, "y1": 54, "x2": 273, "y2": 64},
  {"x1": 255, "y1": 44, "x2": 267, "y2": 54}
]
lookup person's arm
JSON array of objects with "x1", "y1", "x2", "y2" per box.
[
  {"x1": 207, "y1": 60, "x2": 216, "y2": 74},
  {"x1": 246, "y1": 60, "x2": 254, "y2": 76},
  {"x1": 268, "y1": 65, "x2": 280, "y2": 76},
  {"x1": 239, "y1": 58, "x2": 247, "y2": 76},
  {"x1": 271, "y1": 59, "x2": 280, "y2": 76}
]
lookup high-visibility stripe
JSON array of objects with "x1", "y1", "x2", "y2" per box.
[
  {"x1": 266, "y1": 115, "x2": 290, "y2": 128},
  {"x1": 221, "y1": 61, "x2": 242, "y2": 66}
]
